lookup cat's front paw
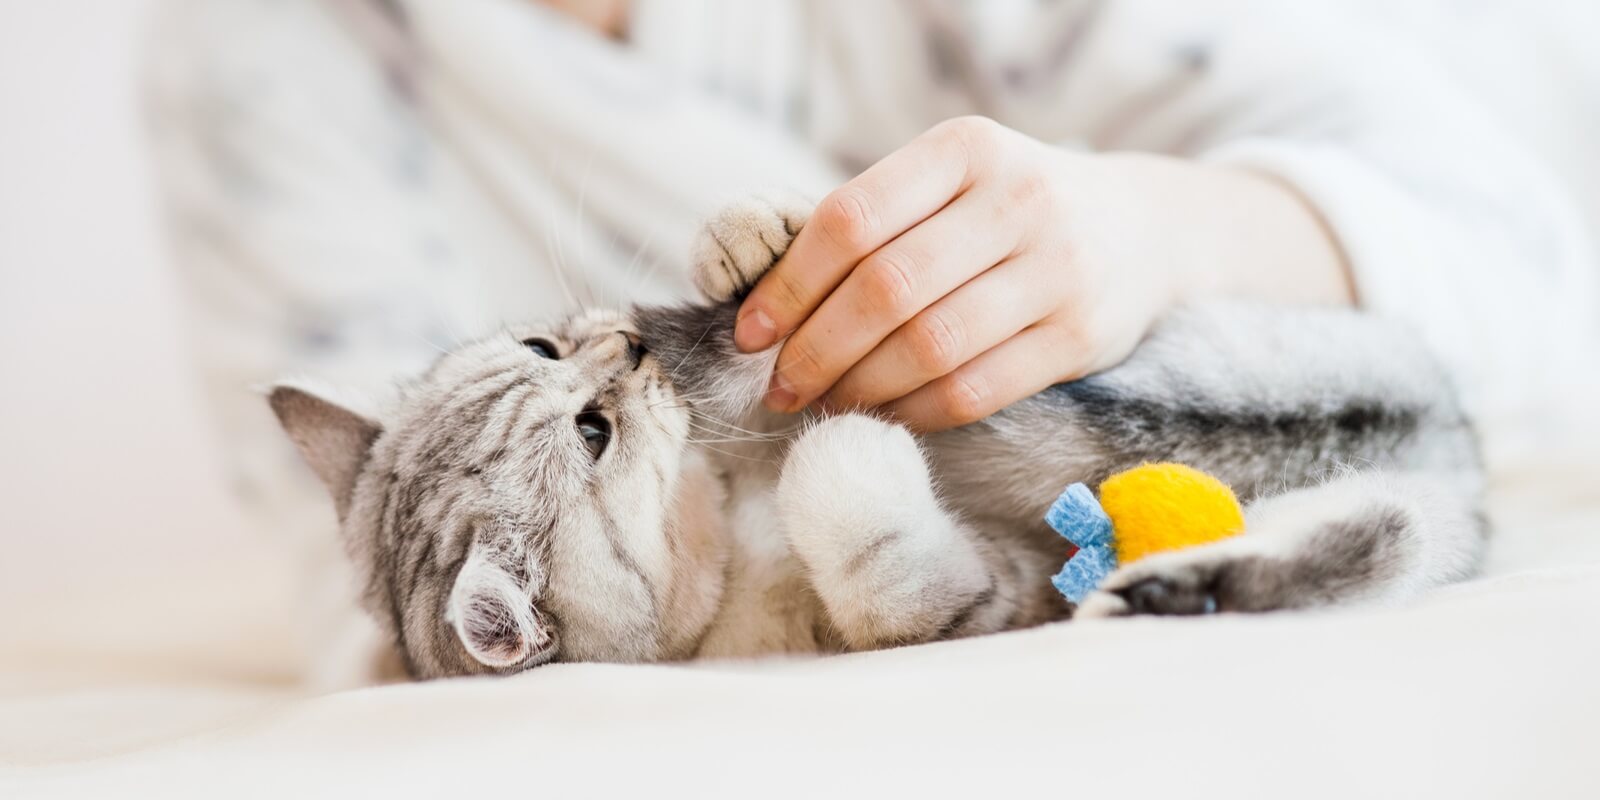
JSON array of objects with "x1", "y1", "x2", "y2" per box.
[
  {"x1": 690, "y1": 193, "x2": 811, "y2": 302},
  {"x1": 776, "y1": 413, "x2": 990, "y2": 649},
  {"x1": 775, "y1": 414, "x2": 943, "y2": 567},
  {"x1": 778, "y1": 414, "x2": 933, "y2": 519}
]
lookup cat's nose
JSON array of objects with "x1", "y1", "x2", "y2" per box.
[{"x1": 618, "y1": 331, "x2": 647, "y2": 369}]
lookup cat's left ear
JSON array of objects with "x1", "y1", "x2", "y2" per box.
[{"x1": 268, "y1": 384, "x2": 382, "y2": 519}]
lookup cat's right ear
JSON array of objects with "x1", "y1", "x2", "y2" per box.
[
  {"x1": 449, "y1": 554, "x2": 550, "y2": 671},
  {"x1": 268, "y1": 384, "x2": 382, "y2": 519}
]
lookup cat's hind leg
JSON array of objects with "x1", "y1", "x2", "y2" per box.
[
  {"x1": 774, "y1": 414, "x2": 1010, "y2": 649},
  {"x1": 1075, "y1": 469, "x2": 1485, "y2": 618}
]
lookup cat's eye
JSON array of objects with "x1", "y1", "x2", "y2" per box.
[
  {"x1": 522, "y1": 338, "x2": 559, "y2": 359},
  {"x1": 575, "y1": 411, "x2": 612, "y2": 459}
]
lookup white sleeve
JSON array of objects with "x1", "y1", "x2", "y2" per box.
[{"x1": 1069, "y1": 1, "x2": 1598, "y2": 422}]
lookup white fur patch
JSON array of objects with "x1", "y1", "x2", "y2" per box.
[{"x1": 690, "y1": 194, "x2": 811, "y2": 301}]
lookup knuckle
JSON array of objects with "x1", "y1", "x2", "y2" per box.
[
  {"x1": 906, "y1": 310, "x2": 965, "y2": 374},
  {"x1": 768, "y1": 268, "x2": 811, "y2": 315},
  {"x1": 933, "y1": 373, "x2": 990, "y2": 426},
  {"x1": 780, "y1": 337, "x2": 827, "y2": 386},
  {"x1": 857, "y1": 251, "x2": 919, "y2": 318},
  {"x1": 937, "y1": 115, "x2": 1001, "y2": 144},
  {"x1": 936, "y1": 115, "x2": 1004, "y2": 157},
  {"x1": 814, "y1": 188, "x2": 878, "y2": 252},
  {"x1": 1041, "y1": 317, "x2": 1094, "y2": 379},
  {"x1": 1007, "y1": 170, "x2": 1052, "y2": 208},
  {"x1": 1050, "y1": 312, "x2": 1091, "y2": 351}
]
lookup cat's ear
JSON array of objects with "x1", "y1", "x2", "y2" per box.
[
  {"x1": 448, "y1": 555, "x2": 551, "y2": 670},
  {"x1": 268, "y1": 384, "x2": 382, "y2": 519}
]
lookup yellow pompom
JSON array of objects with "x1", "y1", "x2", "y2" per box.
[{"x1": 1099, "y1": 463, "x2": 1245, "y2": 564}]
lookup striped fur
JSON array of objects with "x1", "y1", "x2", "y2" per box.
[{"x1": 270, "y1": 196, "x2": 1485, "y2": 679}]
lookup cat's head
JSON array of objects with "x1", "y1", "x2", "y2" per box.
[{"x1": 270, "y1": 310, "x2": 728, "y2": 678}]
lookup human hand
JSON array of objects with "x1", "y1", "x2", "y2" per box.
[
  {"x1": 733, "y1": 117, "x2": 1350, "y2": 431},
  {"x1": 532, "y1": 0, "x2": 628, "y2": 37}
]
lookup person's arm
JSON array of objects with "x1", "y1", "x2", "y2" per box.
[
  {"x1": 530, "y1": 0, "x2": 629, "y2": 38},
  {"x1": 736, "y1": 1, "x2": 1596, "y2": 430},
  {"x1": 734, "y1": 119, "x2": 1353, "y2": 428}
]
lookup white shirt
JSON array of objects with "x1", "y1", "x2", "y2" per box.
[{"x1": 619, "y1": 0, "x2": 1600, "y2": 423}]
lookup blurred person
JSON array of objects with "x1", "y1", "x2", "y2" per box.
[{"x1": 148, "y1": 0, "x2": 1597, "y2": 682}]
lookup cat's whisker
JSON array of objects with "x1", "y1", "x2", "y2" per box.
[
  {"x1": 687, "y1": 416, "x2": 789, "y2": 440},
  {"x1": 640, "y1": 390, "x2": 793, "y2": 443},
  {"x1": 559, "y1": 165, "x2": 603, "y2": 312},
  {"x1": 682, "y1": 441, "x2": 778, "y2": 463},
  {"x1": 642, "y1": 396, "x2": 784, "y2": 439},
  {"x1": 686, "y1": 436, "x2": 771, "y2": 445},
  {"x1": 574, "y1": 151, "x2": 595, "y2": 272},
  {"x1": 665, "y1": 322, "x2": 718, "y2": 387},
  {"x1": 541, "y1": 202, "x2": 583, "y2": 314},
  {"x1": 619, "y1": 229, "x2": 660, "y2": 292},
  {"x1": 685, "y1": 425, "x2": 786, "y2": 445},
  {"x1": 649, "y1": 396, "x2": 791, "y2": 437},
  {"x1": 410, "y1": 328, "x2": 454, "y2": 358},
  {"x1": 438, "y1": 311, "x2": 476, "y2": 351}
]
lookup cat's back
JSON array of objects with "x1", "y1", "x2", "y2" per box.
[{"x1": 925, "y1": 302, "x2": 1480, "y2": 528}]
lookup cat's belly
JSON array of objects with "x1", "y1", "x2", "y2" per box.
[{"x1": 692, "y1": 473, "x2": 831, "y2": 658}]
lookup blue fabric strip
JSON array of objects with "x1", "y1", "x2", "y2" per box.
[{"x1": 1044, "y1": 482, "x2": 1117, "y2": 604}]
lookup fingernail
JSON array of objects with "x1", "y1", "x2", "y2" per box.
[
  {"x1": 735, "y1": 307, "x2": 777, "y2": 352},
  {"x1": 765, "y1": 374, "x2": 797, "y2": 412}
]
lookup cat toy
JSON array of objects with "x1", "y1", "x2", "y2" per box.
[{"x1": 1046, "y1": 463, "x2": 1246, "y2": 603}]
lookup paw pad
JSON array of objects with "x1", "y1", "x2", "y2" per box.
[
  {"x1": 1114, "y1": 576, "x2": 1218, "y2": 616},
  {"x1": 690, "y1": 195, "x2": 810, "y2": 301}
]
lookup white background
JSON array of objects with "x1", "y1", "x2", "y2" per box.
[{"x1": 0, "y1": 2, "x2": 248, "y2": 609}]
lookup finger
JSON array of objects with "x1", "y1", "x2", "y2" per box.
[
  {"x1": 764, "y1": 190, "x2": 1022, "y2": 412},
  {"x1": 823, "y1": 258, "x2": 1053, "y2": 410},
  {"x1": 881, "y1": 323, "x2": 1080, "y2": 433},
  {"x1": 734, "y1": 118, "x2": 999, "y2": 352}
]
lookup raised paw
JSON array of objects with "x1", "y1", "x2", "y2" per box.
[
  {"x1": 775, "y1": 414, "x2": 991, "y2": 648},
  {"x1": 777, "y1": 414, "x2": 934, "y2": 524},
  {"x1": 690, "y1": 193, "x2": 811, "y2": 302}
]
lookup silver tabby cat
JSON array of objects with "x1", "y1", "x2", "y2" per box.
[{"x1": 270, "y1": 196, "x2": 1485, "y2": 679}]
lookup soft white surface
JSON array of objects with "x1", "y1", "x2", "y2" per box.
[
  {"x1": 3, "y1": 2, "x2": 1599, "y2": 798},
  {"x1": 0, "y1": 2, "x2": 254, "y2": 603},
  {"x1": 5, "y1": 538, "x2": 1600, "y2": 797}
]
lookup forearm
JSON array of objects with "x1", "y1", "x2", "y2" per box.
[
  {"x1": 1097, "y1": 152, "x2": 1355, "y2": 311},
  {"x1": 1069, "y1": 1, "x2": 1595, "y2": 416}
]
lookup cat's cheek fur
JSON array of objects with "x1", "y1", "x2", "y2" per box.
[
  {"x1": 656, "y1": 451, "x2": 732, "y2": 658},
  {"x1": 540, "y1": 504, "x2": 661, "y2": 663}
]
